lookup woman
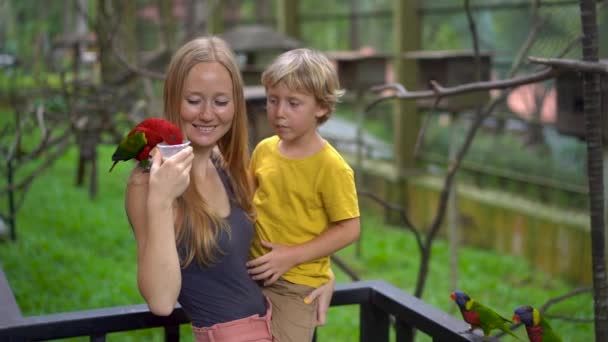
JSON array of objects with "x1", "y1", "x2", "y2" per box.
[{"x1": 125, "y1": 37, "x2": 332, "y2": 341}]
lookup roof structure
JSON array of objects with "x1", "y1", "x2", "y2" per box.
[{"x1": 219, "y1": 25, "x2": 301, "y2": 52}]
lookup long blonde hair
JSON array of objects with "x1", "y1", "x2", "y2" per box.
[{"x1": 162, "y1": 36, "x2": 254, "y2": 267}]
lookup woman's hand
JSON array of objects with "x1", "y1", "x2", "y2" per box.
[{"x1": 148, "y1": 147, "x2": 194, "y2": 205}]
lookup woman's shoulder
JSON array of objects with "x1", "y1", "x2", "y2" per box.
[{"x1": 127, "y1": 166, "x2": 150, "y2": 187}]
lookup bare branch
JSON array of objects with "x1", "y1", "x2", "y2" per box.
[
  {"x1": 464, "y1": 0, "x2": 481, "y2": 81},
  {"x1": 111, "y1": 45, "x2": 166, "y2": 80},
  {"x1": 364, "y1": 67, "x2": 557, "y2": 114},
  {"x1": 529, "y1": 56, "x2": 608, "y2": 73},
  {"x1": 357, "y1": 190, "x2": 424, "y2": 252},
  {"x1": 331, "y1": 255, "x2": 361, "y2": 281},
  {"x1": 557, "y1": 36, "x2": 583, "y2": 58},
  {"x1": 0, "y1": 130, "x2": 72, "y2": 193},
  {"x1": 544, "y1": 314, "x2": 594, "y2": 323},
  {"x1": 413, "y1": 111, "x2": 433, "y2": 158},
  {"x1": 369, "y1": 83, "x2": 407, "y2": 96},
  {"x1": 509, "y1": 2, "x2": 544, "y2": 76},
  {"x1": 539, "y1": 286, "x2": 592, "y2": 312}
]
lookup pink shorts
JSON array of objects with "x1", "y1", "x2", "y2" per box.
[{"x1": 192, "y1": 298, "x2": 274, "y2": 342}]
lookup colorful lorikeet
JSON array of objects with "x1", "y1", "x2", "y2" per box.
[
  {"x1": 109, "y1": 117, "x2": 184, "y2": 172},
  {"x1": 450, "y1": 290, "x2": 521, "y2": 340},
  {"x1": 513, "y1": 306, "x2": 562, "y2": 342}
]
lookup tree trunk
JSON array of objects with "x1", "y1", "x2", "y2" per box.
[
  {"x1": 349, "y1": 0, "x2": 360, "y2": 50},
  {"x1": 158, "y1": 0, "x2": 176, "y2": 51},
  {"x1": 184, "y1": 0, "x2": 199, "y2": 42},
  {"x1": 579, "y1": 1, "x2": 608, "y2": 341},
  {"x1": 96, "y1": 0, "x2": 137, "y2": 85}
]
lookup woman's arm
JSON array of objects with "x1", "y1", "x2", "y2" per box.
[{"x1": 125, "y1": 149, "x2": 193, "y2": 316}]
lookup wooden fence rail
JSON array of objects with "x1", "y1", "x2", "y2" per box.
[{"x1": 0, "y1": 267, "x2": 476, "y2": 342}]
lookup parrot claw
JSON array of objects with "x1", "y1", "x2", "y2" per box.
[{"x1": 138, "y1": 159, "x2": 152, "y2": 172}]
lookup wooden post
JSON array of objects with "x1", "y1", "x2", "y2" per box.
[
  {"x1": 360, "y1": 303, "x2": 389, "y2": 342},
  {"x1": 276, "y1": 0, "x2": 300, "y2": 39},
  {"x1": 392, "y1": 0, "x2": 421, "y2": 176},
  {"x1": 206, "y1": 0, "x2": 224, "y2": 35}
]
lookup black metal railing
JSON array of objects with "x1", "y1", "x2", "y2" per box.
[{"x1": 0, "y1": 270, "x2": 476, "y2": 341}]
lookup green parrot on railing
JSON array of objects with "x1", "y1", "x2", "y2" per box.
[
  {"x1": 450, "y1": 290, "x2": 521, "y2": 340},
  {"x1": 109, "y1": 117, "x2": 183, "y2": 172},
  {"x1": 513, "y1": 305, "x2": 562, "y2": 342}
]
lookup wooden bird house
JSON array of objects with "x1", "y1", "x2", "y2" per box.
[
  {"x1": 326, "y1": 51, "x2": 389, "y2": 92},
  {"x1": 220, "y1": 25, "x2": 301, "y2": 86},
  {"x1": 555, "y1": 62, "x2": 608, "y2": 140},
  {"x1": 402, "y1": 50, "x2": 492, "y2": 111}
]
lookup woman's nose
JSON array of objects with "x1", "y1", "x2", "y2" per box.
[{"x1": 198, "y1": 102, "x2": 213, "y2": 120}]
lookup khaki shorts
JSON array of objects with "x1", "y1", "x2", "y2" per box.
[{"x1": 262, "y1": 278, "x2": 318, "y2": 342}]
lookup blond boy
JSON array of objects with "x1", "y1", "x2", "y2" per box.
[{"x1": 247, "y1": 48, "x2": 361, "y2": 342}]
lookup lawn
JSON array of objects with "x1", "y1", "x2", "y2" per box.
[{"x1": 0, "y1": 145, "x2": 594, "y2": 341}]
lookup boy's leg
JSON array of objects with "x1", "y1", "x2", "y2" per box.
[{"x1": 262, "y1": 278, "x2": 318, "y2": 342}]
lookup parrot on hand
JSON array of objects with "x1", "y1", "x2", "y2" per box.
[
  {"x1": 450, "y1": 290, "x2": 521, "y2": 340},
  {"x1": 513, "y1": 306, "x2": 562, "y2": 342},
  {"x1": 109, "y1": 117, "x2": 184, "y2": 172}
]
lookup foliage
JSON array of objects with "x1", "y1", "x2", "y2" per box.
[
  {"x1": 422, "y1": 114, "x2": 586, "y2": 186},
  {"x1": 334, "y1": 102, "x2": 588, "y2": 209},
  {"x1": 0, "y1": 145, "x2": 593, "y2": 341}
]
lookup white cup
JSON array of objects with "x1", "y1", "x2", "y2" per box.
[{"x1": 156, "y1": 140, "x2": 191, "y2": 159}]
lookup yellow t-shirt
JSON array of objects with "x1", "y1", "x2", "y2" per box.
[{"x1": 250, "y1": 136, "x2": 360, "y2": 288}]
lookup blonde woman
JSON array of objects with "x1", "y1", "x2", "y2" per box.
[{"x1": 125, "y1": 37, "x2": 332, "y2": 342}]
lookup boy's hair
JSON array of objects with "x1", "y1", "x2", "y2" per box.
[{"x1": 261, "y1": 48, "x2": 345, "y2": 124}]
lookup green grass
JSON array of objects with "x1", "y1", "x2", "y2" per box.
[{"x1": 0, "y1": 145, "x2": 594, "y2": 341}]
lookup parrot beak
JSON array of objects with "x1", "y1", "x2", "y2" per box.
[
  {"x1": 512, "y1": 314, "x2": 520, "y2": 323},
  {"x1": 450, "y1": 293, "x2": 456, "y2": 300}
]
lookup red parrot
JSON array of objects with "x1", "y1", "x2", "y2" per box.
[{"x1": 109, "y1": 117, "x2": 183, "y2": 172}]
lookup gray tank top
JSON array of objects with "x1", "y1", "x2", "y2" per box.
[{"x1": 177, "y1": 160, "x2": 266, "y2": 327}]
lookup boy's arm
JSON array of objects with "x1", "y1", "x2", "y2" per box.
[{"x1": 247, "y1": 216, "x2": 360, "y2": 285}]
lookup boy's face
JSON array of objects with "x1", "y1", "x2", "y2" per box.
[{"x1": 265, "y1": 82, "x2": 328, "y2": 144}]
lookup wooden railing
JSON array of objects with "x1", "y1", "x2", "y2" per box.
[{"x1": 0, "y1": 269, "x2": 476, "y2": 341}]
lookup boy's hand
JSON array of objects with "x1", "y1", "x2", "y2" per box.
[
  {"x1": 246, "y1": 241, "x2": 297, "y2": 286},
  {"x1": 304, "y1": 276, "x2": 335, "y2": 326}
]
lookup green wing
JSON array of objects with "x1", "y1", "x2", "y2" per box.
[
  {"x1": 473, "y1": 301, "x2": 521, "y2": 340},
  {"x1": 112, "y1": 131, "x2": 147, "y2": 162},
  {"x1": 109, "y1": 131, "x2": 147, "y2": 172},
  {"x1": 541, "y1": 317, "x2": 563, "y2": 342}
]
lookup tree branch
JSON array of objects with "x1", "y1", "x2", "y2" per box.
[
  {"x1": 357, "y1": 190, "x2": 424, "y2": 252},
  {"x1": 529, "y1": 56, "x2": 608, "y2": 73},
  {"x1": 112, "y1": 45, "x2": 166, "y2": 80},
  {"x1": 364, "y1": 68, "x2": 557, "y2": 114}
]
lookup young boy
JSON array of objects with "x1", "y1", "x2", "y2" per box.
[{"x1": 247, "y1": 48, "x2": 361, "y2": 342}]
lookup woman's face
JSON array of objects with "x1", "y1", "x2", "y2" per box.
[{"x1": 180, "y1": 62, "x2": 235, "y2": 149}]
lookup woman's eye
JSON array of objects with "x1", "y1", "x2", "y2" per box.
[
  {"x1": 215, "y1": 100, "x2": 229, "y2": 106},
  {"x1": 187, "y1": 99, "x2": 200, "y2": 105},
  {"x1": 289, "y1": 101, "x2": 299, "y2": 107}
]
